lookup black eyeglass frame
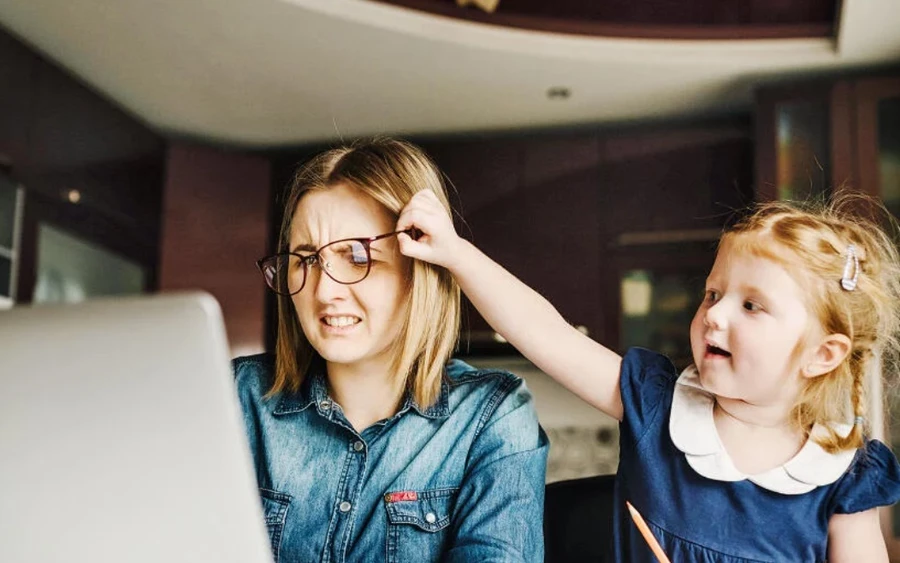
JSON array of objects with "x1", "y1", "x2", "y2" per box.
[{"x1": 256, "y1": 228, "x2": 416, "y2": 296}]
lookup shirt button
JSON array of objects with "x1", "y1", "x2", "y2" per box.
[
  {"x1": 319, "y1": 400, "x2": 331, "y2": 410},
  {"x1": 339, "y1": 501, "x2": 352, "y2": 513},
  {"x1": 425, "y1": 512, "x2": 437, "y2": 524},
  {"x1": 352, "y1": 441, "x2": 364, "y2": 452}
]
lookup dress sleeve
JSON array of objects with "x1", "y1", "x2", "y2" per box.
[
  {"x1": 618, "y1": 347, "x2": 678, "y2": 447},
  {"x1": 831, "y1": 439, "x2": 900, "y2": 514}
]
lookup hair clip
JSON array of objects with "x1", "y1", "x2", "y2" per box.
[
  {"x1": 841, "y1": 245, "x2": 859, "y2": 291},
  {"x1": 853, "y1": 415, "x2": 865, "y2": 426}
]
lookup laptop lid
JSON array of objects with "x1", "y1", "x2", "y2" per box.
[{"x1": 0, "y1": 292, "x2": 273, "y2": 563}]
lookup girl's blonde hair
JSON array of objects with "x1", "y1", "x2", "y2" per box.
[
  {"x1": 722, "y1": 195, "x2": 900, "y2": 452},
  {"x1": 269, "y1": 137, "x2": 460, "y2": 408}
]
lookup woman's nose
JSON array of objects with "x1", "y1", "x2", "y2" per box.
[{"x1": 311, "y1": 264, "x2": 347, "y2": 302}]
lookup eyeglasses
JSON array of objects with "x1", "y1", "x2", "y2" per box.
[{"x1": 256, "y1": 229, "x2": 414, "y2": 296}]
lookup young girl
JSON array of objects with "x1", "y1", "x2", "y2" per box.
[{"x1": 396, "y1": 191, "x2": 900, "y2": 562}]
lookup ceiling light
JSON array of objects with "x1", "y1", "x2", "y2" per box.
[
  {"x1": 547, "y1": 87, "x2": 571, "y2": 100},
  {"x1": 66, "y1": 189, "x2": 81, "y2": 204}
]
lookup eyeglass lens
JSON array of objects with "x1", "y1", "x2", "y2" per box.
[{"x1": 261, "y1": 239, "x2": 372, "y2": 295}]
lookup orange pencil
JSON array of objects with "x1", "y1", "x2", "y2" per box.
[{"x1": 626, "y1": 501, "x2": 672, "y2": 563}]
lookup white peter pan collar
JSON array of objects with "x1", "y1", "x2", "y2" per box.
[{"x1": 669, "y1": 366, "x2": 856, "y2": 495}]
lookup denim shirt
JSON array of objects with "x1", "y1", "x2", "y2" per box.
[{"x1": 233, "y1": 354, "x2": 549, "y2": 563}]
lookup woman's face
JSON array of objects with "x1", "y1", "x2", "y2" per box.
[{"x1": 289, "y1": 183, "x2": 410, "y2": 376}]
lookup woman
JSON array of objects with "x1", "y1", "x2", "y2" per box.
[{"x1": 234, "y1": 137, "x2": 548, "y2": 562}]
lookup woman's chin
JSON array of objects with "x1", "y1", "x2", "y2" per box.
[{"x1": 316, "y1": 345, "x2": 363, "y2": 366}]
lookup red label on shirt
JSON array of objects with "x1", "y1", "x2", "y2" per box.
[{"x1": 385, "y1": 491, "x2": 418, "y2": 503}]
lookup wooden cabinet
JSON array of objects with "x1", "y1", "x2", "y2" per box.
[
  {"x1": 754, "y1": 74, "x2": 900, "y2": 204},
  {"x1": 854, "y1": 78, "x2": 900, "y2": 210}
]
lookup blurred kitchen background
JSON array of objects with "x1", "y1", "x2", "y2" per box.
[{"x1": 1, "y1": 0, "x2": 900, "y2": 542}]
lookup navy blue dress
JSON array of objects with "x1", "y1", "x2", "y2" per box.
[{"x1": 613, "y1": 348, "x2": 900, "y2": 563}]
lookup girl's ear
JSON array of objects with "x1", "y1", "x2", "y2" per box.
[{"x1": 803, "y1": 334, "x2": 852, "y2": 378}]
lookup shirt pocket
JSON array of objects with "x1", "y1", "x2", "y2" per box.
[
  {"x1": 384, "y1": 487, "x2": 458, "y2": 563},
  {"x1": 259, "y1": 487, "x2": 291, "y2": 563}
]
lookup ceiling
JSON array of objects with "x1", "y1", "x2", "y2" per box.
[{"x1": 0, "y1": 0, "x2": 898, "y2": 147}]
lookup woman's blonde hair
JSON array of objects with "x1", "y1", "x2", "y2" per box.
[
  {"x1": 269, "y1": 137, "x2": 460, "y2": 408},
  {"x1": 722, "y1": 194, "x2": 900, "y2": 452}
]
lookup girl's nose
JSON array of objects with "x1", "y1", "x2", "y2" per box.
[{"x1": 704, "y1": 301, "x2": 726, "y2": 331}]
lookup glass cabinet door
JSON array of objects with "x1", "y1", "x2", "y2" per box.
[
  {"x1": 0, "y1": 174, "x2": 22, "y2": 307},
  {"x1": 755, "y1": 81, "x2": 857, "y2": 203},
  {"x1": 33, "y1": 223, "x2": 145, "y2": 304},
  {"x1": 775, "y1": 101, "x2": 831, "y2": 201},
  {"x1": 875, "y1": 97, "x2": 900, "y2": 217},
  {"x1": 620, "y1": 268, "x2": 706, "y2": 369}
]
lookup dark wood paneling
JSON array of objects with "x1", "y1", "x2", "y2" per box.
[
  {"x1": 20, "y1": 50, "x2": 164, "y2": 233},
  {"x1": 421, "y1": 138, "x2": 521, "y2": 218},
  {"x1": 0, "y1": 26, "x2": 37, "y2": 170},
  {"x1": 519, "y1": 169, "x2": 602, "y2": 336},
  {"x1": 600, "y1": 128, "x2": 752, "y2": 235},
  {"x1": 521, "y1": 134, "x2": 600, "y2": 189},
  {"x1": 423, "y1": 122, "x2": 752, "y2": 350},
  {"x1": 373, "y1": 0, "x2": 835, "y2": 39},
  {"x1": 829, "y1": 80, "x2": 857, "y2": 191},
  {"x1": 159, "y1": 143, "x2": 272, "y2": 355},
  {"x1": 473, "y1": 0, "x2": 835, "y2": 26}
]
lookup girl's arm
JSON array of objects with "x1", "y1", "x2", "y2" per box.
[
  {"x1": 397, "y1": 190, "x2": 625, "y2": 420},
  {"x1": 827, "y1": 509, "x2": 888, "y2": 563}
]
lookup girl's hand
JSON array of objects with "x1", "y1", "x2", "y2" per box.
[{"x1": 396, "y1": 190, "x2": 466, "y2": 270}]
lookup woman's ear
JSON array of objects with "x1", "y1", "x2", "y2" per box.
[{"x1": 803, "y1": 334, "x2": 852, "y2": 378}]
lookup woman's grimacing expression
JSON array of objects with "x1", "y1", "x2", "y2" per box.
[
  {"x1": 689, "y1": 240, "x2": 824, "y2": 409},
  {"x1": 289, "y1": 182, "x2": 411, "y2": 373}
]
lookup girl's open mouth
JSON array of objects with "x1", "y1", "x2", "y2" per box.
[{"x1": 706, "y1": 344, "x2": 731, "y2": 358}]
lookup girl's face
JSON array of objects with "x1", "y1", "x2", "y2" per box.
[
  {"x1": 689, "y1": 241, "x2": 820, "y2": 409},
  {"x1": 289, "y1": 183, "x2": 410, "y2": 376}
]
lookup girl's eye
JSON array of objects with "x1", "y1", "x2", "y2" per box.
[
  {"x1": 743, "y1": 301, "x2": 762, "y2": 312},
  {"x1": 705, "y1": 290, "x2": 720, "y2": 303}
]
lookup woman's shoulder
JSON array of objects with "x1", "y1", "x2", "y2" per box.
[
  {"x1": 443, "y1": 358, "x2": 546, "y2": 460},
  {"x1": 444, "y1": 358, "x2": 523, "y2": 387},
  {"x1": 443, "y1": 359, "x2": 533, "y2": 407},
  {"x1": 443, "y1": 359, "x2": 536, "y2": 419},
  {"x1": 231, "y1": 353, "x2": 275, "y2": 395}
]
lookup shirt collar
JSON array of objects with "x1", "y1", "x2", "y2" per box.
[
  {"x1": 272, "y1": 358, "x2": 451, "y2": 420},
  {"x1": 669, "y1": 365, "x2": 856, "y2": 495}
]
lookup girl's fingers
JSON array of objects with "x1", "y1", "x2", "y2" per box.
[
  {"x1": 396, "y1": 190, "x2": 459, "y2": 265},
  {"x1": 397, "y1": 232, "x2": 430, "y2": 261}
]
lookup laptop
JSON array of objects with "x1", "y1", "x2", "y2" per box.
[{"x1": 0, "y1": 292, "x2": 273, "y2": 563}]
